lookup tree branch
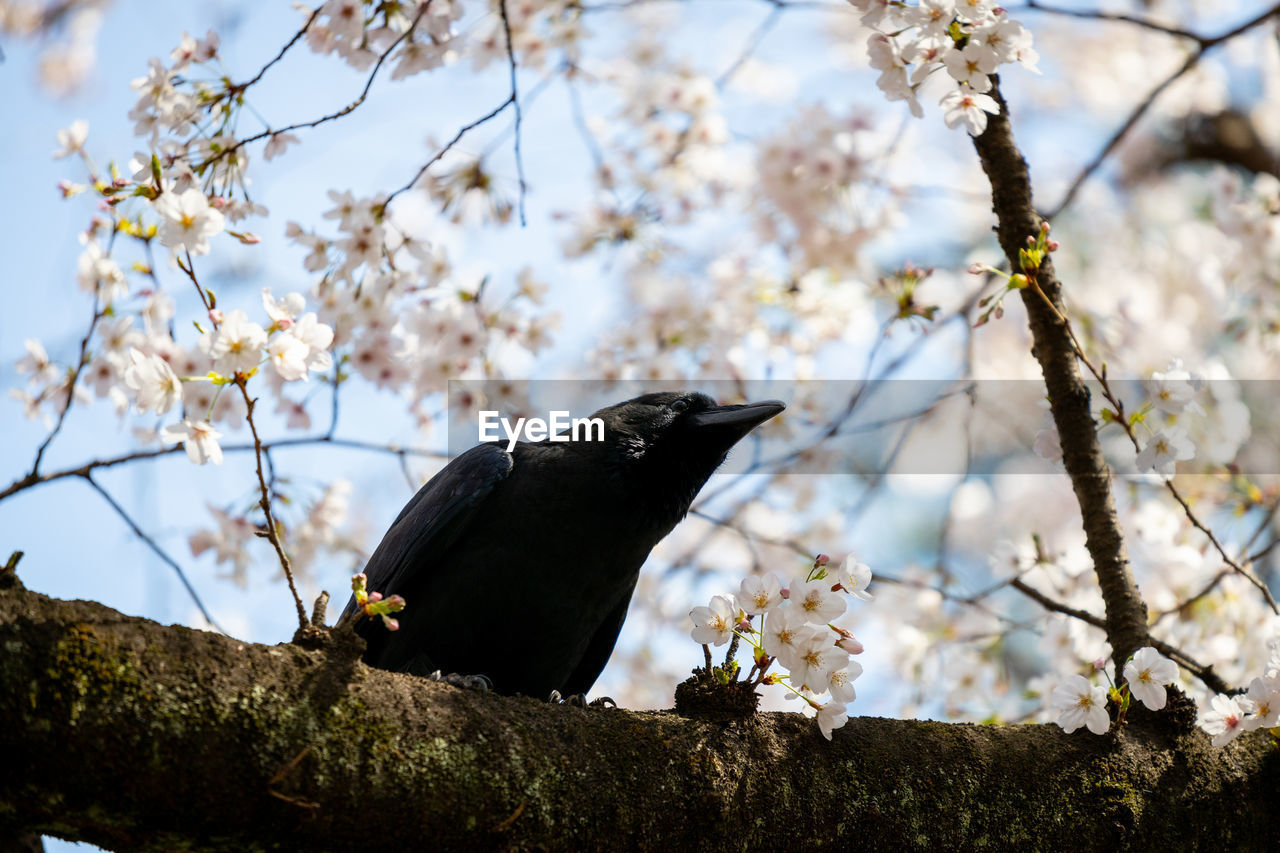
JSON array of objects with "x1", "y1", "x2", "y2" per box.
[
  {"x1": 970, "y1": 79, "x2": 1150, "y2": 669},
  {"x1": 1, "y1": 577, "x2": 1272, "y2": 851},
  {"x1": 1009, "y1": 578, "x2": 1232, "y2": 694},
  {"x1": 1045, "y1": 3, "x2": 1280, "y2": 218},
  {"x1": 1, "y1": 436, "x2": 446, "y2": 504}
]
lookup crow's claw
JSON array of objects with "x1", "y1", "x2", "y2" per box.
[
  {"x1": 548, "y1": 690, "x2": 616, "y2": 708},
  {"x1": 428, "y1": 670, "x2": 493, "y2": 692}
]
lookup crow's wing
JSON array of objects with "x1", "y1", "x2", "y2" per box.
[{"x1": 340, "y1": 443, "x2": 513, "y2": 624}]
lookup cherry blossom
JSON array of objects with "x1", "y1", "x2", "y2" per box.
[
  {"x1": 762, "y1": 604, "x2": 815, "y2": 669},
  {"x1": 154, "y1": 188, "x2": 225, "y2": 256},
  {"x1": 52, "y1": 119, "x2": 88, "y2": 159},
  {"x1": 1050, "y1": 675, "x2": 1110, "y2": 735},
  {"x1": 828, "y1": 661, "x2": 863, "y2": 704},
  {"x1": 837, "y1": 555, "x2": 873, "y2": 601},
  {"x1": 1122, "y1": 647, "x2": 1179, "y2": 711},
  {"x1": 161, "y1": 418, "x2": 224, "y2": 466},
  {"x1": 124, "y1": 349, "x2": 182, "y2": 415},
  {"x1": 790, "y1": 578, "x2": 847, "y2": 624},
  {"x1": 1135, "y1": 427, "x2": 1196, "y2": 477},
  {"x1": 940, "y1": 89, "x2": 1001, "y2": 136},
  {"x1": 944, "y1": 44, "x2": 997, "y2": 93},
  {"x1": 816, "y1": 701, "x2": 850, "y2": 741},
  {"x1": 1242, "y1": 675, "x2": 1280, "y2": 731},
  {"x1": 738, "y1": 574, "x2": 783, "y2": 615},
  {"x1": 689, "y1": 595, "x2": 736, "y2": 646},
  {"x1": 202, "y1": 309, "x2": 267, "y2": 377},
  {"x1": 1201, "y1": 694, "x2": 1254, "y2": 747}
]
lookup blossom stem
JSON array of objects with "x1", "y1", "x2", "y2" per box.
[{"x1": 236, "y1": 377, "x2": 308, "y2": 630}]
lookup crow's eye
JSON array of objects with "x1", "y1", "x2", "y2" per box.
[{"x1": 670, "y1": 398, "x2": 689, "y2": 413}]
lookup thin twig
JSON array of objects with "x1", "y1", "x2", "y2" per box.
[
  {"x1": 1023, "y1": 279, "x2": 1278, "y2": 614},
  {"x1": 232, "y1": 6, "x2": 322, "y2": 94},
  {"x1": 197, "y1": 3, "x2": 432, "y2": 172},
  {"x1": 30, "y1": 292, "x2": 102, "y2": 476},
  {"x1": 237, "y1": 380, "x2": 308, "y2": 630},
  {"x1": 178, "y1": 250, "x2": 306, "y2": 629},
  {"x1": 1151, "y1": 569, "x2": 1229, "y2": 626},
  {"x1": 326, "y1": 357, "x2": 342, "y2": 439},
  {"x1": 384, "y1": 96, "x2": 517, "y2": 205},
  {"x1": 1045, "y1": 3, "x2": 1280, "y2": 219},
  {"x1": 564, "y1": 73, "x2": 610, "y2": 188},
  {"x1": 497, "y1": 0, "x2": 528, "y2": 226},
  {"x1": 0, "y1": 436, "x2": 446, "y2": 504},
  {"x1": 1020, "y1": 1, "x2": 1203, "y2": 41},
  {"x1": 1010, "y1": 578, "x2": 1232, "y2": 694},
  {"x1": 715, "y1": 4, "x2": 783, "y2": 89},
  {"x1": 82, "y1": 473, "x2": 228, "y2": 634}
]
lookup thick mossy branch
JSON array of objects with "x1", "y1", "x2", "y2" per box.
[
  {"x1": 1, "y1": 577, "x2": 1276, "y2": 851},
  {"x1": 972, "y1": 79, "x2": 1151, "y2": 668}
]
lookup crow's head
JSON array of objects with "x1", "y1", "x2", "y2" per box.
[{"x1": 593, "y1": 391, "x2": 785, "y2": 530}]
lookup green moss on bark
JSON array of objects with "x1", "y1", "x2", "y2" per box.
[{"x1": 2, "y1": 581, "x2": 1277, "y2": 851}]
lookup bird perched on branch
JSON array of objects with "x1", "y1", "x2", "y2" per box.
[{"x1": 341, "y1": 391, "x2": 784, "y2": 700}]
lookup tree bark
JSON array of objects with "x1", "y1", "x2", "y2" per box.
[
  {"x1": 972, "y1": 79, "x2": 1151, "y2": 668},
  {"x1": 1, "y1": 573, "x2": 1274, "y2": 852}
]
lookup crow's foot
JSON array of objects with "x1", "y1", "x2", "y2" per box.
[
  {"x1": 548, "y1": 690, "x2": 617, "y2": 708},
  {"x1": 428, "y1": 670, "x2": 493, "y2": 692}
]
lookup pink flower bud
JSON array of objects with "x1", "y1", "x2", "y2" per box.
[
  {"x1": 210, "y1": 195, "x2": 228, "y2": 209},
  {"x1": 208, "y1": 308, "x2": 223, "y2": 324},
  {"x1": 967, "y1": 263, "x2": 985, "y2": 275},
  {"x1": 814, "y1": 554, "x2": 830, "y2": 567},
  {"x1": 737, "y1": 618, "x2": 752, "y2": 631},
  {"x1": 837, "y1": 636, "x2": 865, "y2": 655},
  {"x1": 779, "y1": 587, "x2": 790, "y2": 599},
  {"x1": 1040, "y1": 221, "x2": 1051, "y2": 234},
  {"x1": 1093, "y1": 658, "x2": 1107, "y2": 671},
  {"x1": 367, "y1": 591, "x2": 383, "y2": 603},
  {"x1": 384, "y1": 617, "x2": 400, "y2": 631},
  {"x1": 388, "y1": 595, "x2": 406, "y2": 608},
  {"x1": 1047, "y1": 240, "x2": 1059, "y2": 252}
]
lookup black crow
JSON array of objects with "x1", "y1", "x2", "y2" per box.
[{"x1": 341, "y1": 391, "x2": 784, "y2": 699}]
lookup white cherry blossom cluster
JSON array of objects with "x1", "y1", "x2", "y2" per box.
[
  {"x1": 466, "y1": 0, "x2": 587, "y2": 72},
  {"x1": 560, "y1": 36, "x2": 738, "y2": 254},
  {"x1": 303, "y1": 0, "x2": 463, "y2": 75},
  {"x1": 688, "y1": 555, "x2": 872, "y2": 740},
  {"x1": 189, "y1": 479, "x2": 363, "y2": 587},
  {"x1": 119, "y1": 30, "x2": 270, "y2": 219},
  {"x1": 287, "y1": 191, "x2": 558, "y2": 416},
  {"x1": 754, "y1": 106, "x2": 901, "y2": 277},
  {"x1": 1133, "y1": 358, "x2": 1203, "y2": 477},
  {"x1": 1049, "y1": 647, "x2": 1179, "y2": 735},
  {"x1": 855, "y1": 0, "x2": 1039, "y2": 135},
  {"x1": 125, "y1": 288, "x2": 335, "y2": 466},
  {"x1": 1200, "y1": 675, "x2": 1280, "y2": 747},
  {"x1": 0, "y1": 0, "x2": 106, "y2": 94},
  {"x1": 301, "y1": 0, "x2": 588, "y2": 77}
]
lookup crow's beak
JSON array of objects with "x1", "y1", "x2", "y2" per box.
[{"x1": 690, "y1": 400, "x2": 785, "y2": 438}]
